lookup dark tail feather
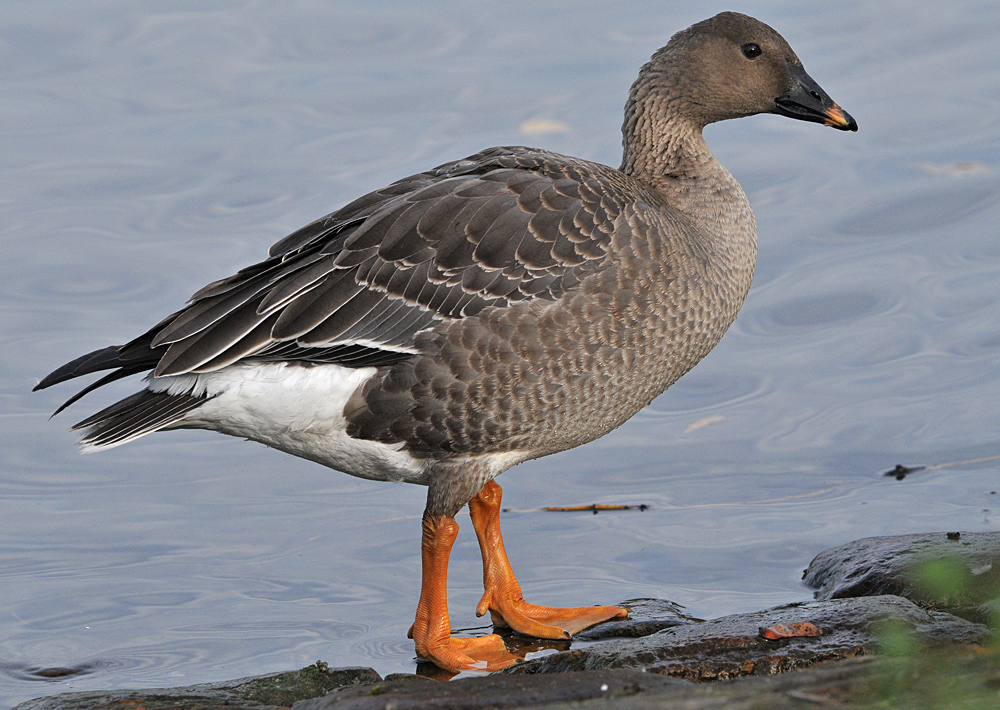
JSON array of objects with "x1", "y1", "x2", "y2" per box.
[
  {"x1": 34, "y1": 345, "x2": 125, "y2": 391},
  {"x1": 50, "y1": 366, "x2": 151, "y2": 418},
  {"x1": 74, "y1": 389, "x2": 206, "y2": 451},
  {"x1": 35, "y1": 322, "x2": 167, "y2": 414}
]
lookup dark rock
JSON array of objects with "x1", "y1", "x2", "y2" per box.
[
  {"x1": 380, "y1": 673, "x2": 436, "y2": 683},
  {"x1": 524, "y1": 650, "x2": 1000, "y2": 709},
  {"x1": 572, "y1": 598, "x2": 699, "y2": 640},
  {"x1": 227, "y1": 664, "x2": 381, "y2": 707},
  {"x1": 17, "y1": 651, "x2": 1000, "y2": 710},
  {"x1": 12, "y1": 663, "x2": 381, "y2": 710},
  {"x1": 1, "y1": 664, "x2": 100, "y2": 682},
  {"x1": 292, "y1": 668, "x2": 688, "y2": 710},
  {"x1": 804, "y1": 531, "x2": 1000, "y2": 623},
  {"x1": 505, "y1": 596, "x2": 989, "y2": 679}
]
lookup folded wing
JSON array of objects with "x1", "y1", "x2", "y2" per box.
[{"x1": 36, "y1": 146, "x2": 636, "y2": 413}]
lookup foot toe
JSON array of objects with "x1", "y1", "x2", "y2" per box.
[
  {"x1": 491, "y1": 601, "x2": 629, "y2": 638},
  {"x1": 418, "y1": 633, "x2": 522, "y2": 673}
]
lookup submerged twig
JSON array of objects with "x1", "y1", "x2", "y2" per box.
[
  {"x1": 502, "y1": 503, "x2": 649, "y2": 515},
  {"x1": 885, "y1": 454, "x2": 1000, "y2": 480}
]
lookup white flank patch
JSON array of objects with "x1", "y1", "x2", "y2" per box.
[
  {"x1": 151, "y1": 362, "x2": 429, "y2": 484},
  {"x1": 479, "y1": 450, "x2": 534, "y2": 476}
]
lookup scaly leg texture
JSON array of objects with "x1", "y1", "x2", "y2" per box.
[
  {"x1": 470, "y1": 480, "x2": 628, "y2": 639},
  {"x1": 409, "y1": 514, "x2": 521, "y2": 672}
]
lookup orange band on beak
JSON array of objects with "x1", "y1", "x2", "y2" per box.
[{"x1": 823, "y1": 105, "x2": 851, "y2": 129}]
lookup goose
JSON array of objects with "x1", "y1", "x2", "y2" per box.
[{"x1": 35, "y1": 12, "x2": 856, "y2": 673}]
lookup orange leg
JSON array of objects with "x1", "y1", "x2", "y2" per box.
[
  {"x1": 409, "y1": 514, "x2": 522, "y2": 672},
  {"x1": 469, "y1": 480, "x2": 628, "y2": 639}
]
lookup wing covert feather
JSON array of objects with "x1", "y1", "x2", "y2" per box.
[{"x1": 75, "y1": 146, "x2": 660, "y2": 381}]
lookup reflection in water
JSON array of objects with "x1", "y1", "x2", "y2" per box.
[{"x1": 2, "y1": 0, "x2": 1000, "y2": 706}]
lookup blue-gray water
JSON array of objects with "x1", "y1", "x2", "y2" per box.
[{"x1": 3, "y1": 0, "x2": 999, "y2": 705}]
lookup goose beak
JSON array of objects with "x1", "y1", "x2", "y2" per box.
[
  {"x1": 774, "y1": 63, "x2": 858, "y2": 132},
  {"x1": 820, "y1": 104, "x2": 855, "y2": 131}
]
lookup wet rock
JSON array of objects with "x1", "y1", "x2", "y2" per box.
[
  {"x1": 524, "y1": 650, "x2": 1000, "y2": 710},
  {"x1": 226, "y1": 664, "x2": 381, "y2": 707},
  {"x1": 293, "y1": 668, "x2": 688, "y2": 710},
  {"x1": 2, "y1": 664, "x2": 99, "y2": 682},
  {"x1": 505, "y1": 595, "x2": 989, "y2": 679},
  {"x1": 303, "y1": 651, "x2": 1000, "y2": 709},
  {"x1": 804, "y1": 531, "x2": 1000, "y2": 623},
  {"x1": 17, "y1": 651, "x2": 1000, "y2": 710},
  {"x1": 573, "y1": 597, "x2": 698, "y2": 640},
  {"x1": 380, "y1": 673, "x2": 436, "y2": 683},
  {"x1": 12, "y1": 663, "x2": 381, "y2": 710}
]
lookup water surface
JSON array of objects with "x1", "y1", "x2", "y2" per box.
[{"x1": 2, "y1": 1, "x2": 999, "y2": 706}]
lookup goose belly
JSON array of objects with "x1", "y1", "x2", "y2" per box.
[{"x1": 153, "y1": 362, "x2": 430, "y2": 484}]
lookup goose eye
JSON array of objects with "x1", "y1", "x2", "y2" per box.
[{"x1": 742, "y1": 43, "x2": 761, "y2": 59}]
